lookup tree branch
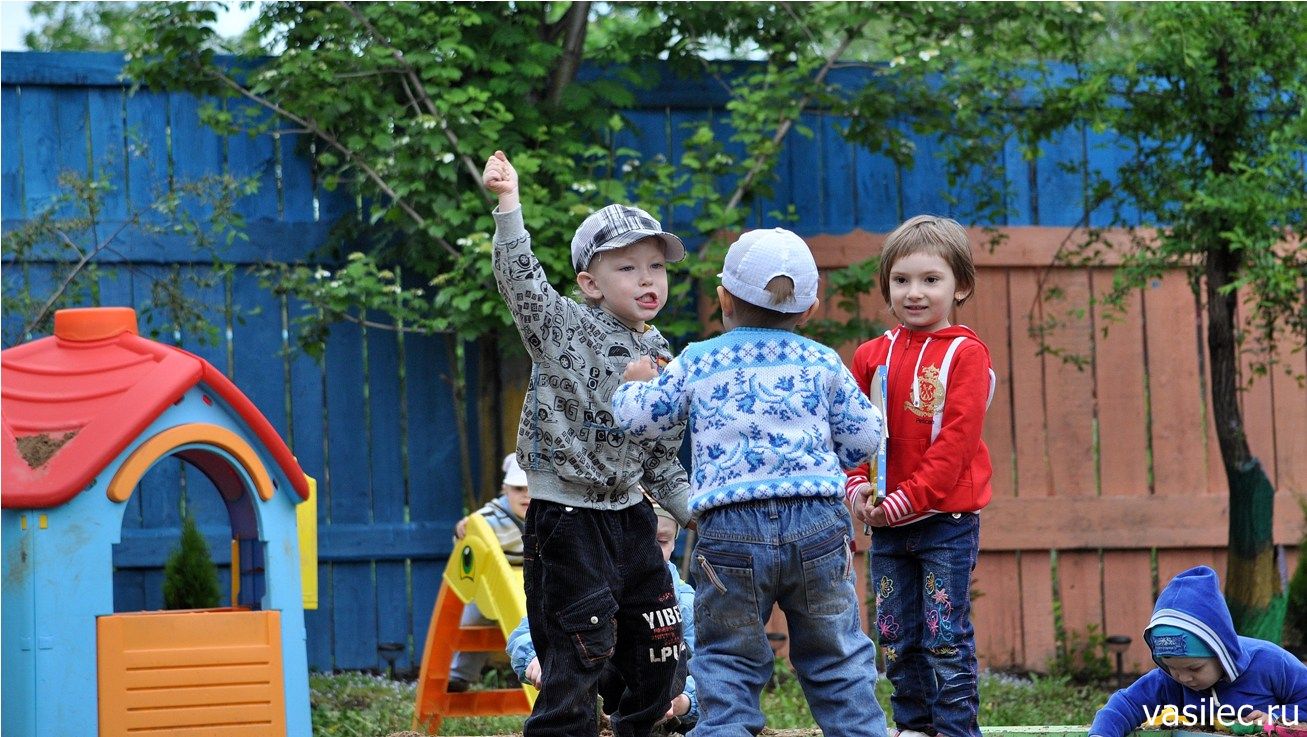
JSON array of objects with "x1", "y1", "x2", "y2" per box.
[
  {"x1": 546, "y1": 1, "x2": 591, "y2": 107},
  {"x1": 207, "y1": 68, "x2": 458, "y2": 257},
  {"x1": 722, "y1": 21, "x2": 868, "y2": 216},
  {"x1": 23, "y1": 217, "x2": 136, "y2": 336},
  {"x1": 339, "y1": 1, "x2": 490, "y2": 200}
]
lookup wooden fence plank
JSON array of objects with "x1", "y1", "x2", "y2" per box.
[
  {"x1": 972, "y1": 551, "x2": 1023, "y2": 670},
  {"x1": 17, "y1": 87, "x2": 61, "y2": 217},
  {"x1": 1056, "y1": 551, "x2": 1103, "y2": 664},
  {"x1": 1093, "y1": 274, "x2": 1149, "y2": 497},
  {"x1": 1101, "y1": 549, "x2": 1155, "y2": 672},
  {"x1": 1041, "y1": 268, "x2": 1096, "y2": 498},
  {"x1": 1, "y1": 85, "x2": 22, "y2": 217},
  {"x1": 898, "y1": 128, "x2": 955, "y2": 221},
  {"x1": 956, "y1": 269, "x2": 1015, "y2": 502},
  {"x1": 123, "y1": 89, "x2": 170, "y2": 222},
  {"x1": 981, "y1": 495, "x2": 1302, "y2": 550},
  {"x1": 367, "y1": 318, "x2": 414, "y2": 671},
  {"x1": 1008, "y1": 268, "x2": 1054, "y2": 497},
  {"x1": 1240, "y1": 304, "x2": 1278, "y2": 486},
  {"x1": 1034, "y1": 125, "x2": 1085, "y2": 227},
  {"x1": 87, "y1": 86, "x2": 128, "y2": 222},
  {"x1": 853, "y1": 131, "x2": 901, "y2": 233},
  {"x1": 1273, "y1": 350, "x2": 1307, "y2": 495},
  {"x1": 285, "y1": 298, "x2": 331, "y2": 669},
  {"x1": 820, "y1": 114, "x2": 856, "y2": 234},
  {"x1": 1018, "y1": 551, "x2": 1057, "y2": 672},
  {"x1": 225, "y1": 99, "x2": 280, "y2": 224},
  {"x1": 323, "y1": 322, "x2": 378, "y2": 670},
  {"x1": 1144, "y1": 274, "x2": 1210, "y2": 497}
]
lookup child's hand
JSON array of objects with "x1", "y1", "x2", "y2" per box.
[
  {"x1": 453, "y1": 516, "x2": 469, "y2": 539},
  {"x1": 623, "y1": 356, "x2": 660, "y2": 382},
  {"x1": 865, "y1": 502, "x2": 889, "y2": 527},
  {"x1": 848, "y1": 480, "x2": 874, "y2": 524},
  {"x1": 662, "y1": 693, "x2": 690, "y2": 722},
  {"x1": 483, "y1": 150, "x2": 519, "y2": 207},
  {"x1": 524, "y1": 656, "x2": 542, "y2": 689}
]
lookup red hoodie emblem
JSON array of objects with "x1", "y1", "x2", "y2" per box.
[{"x1": 905, "y1": 365, "x2": 944, "y2": 418}]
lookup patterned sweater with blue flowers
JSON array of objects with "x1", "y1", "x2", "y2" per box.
[{"x1": 612, "y1": 327, "x2": 883, "y2": 517}]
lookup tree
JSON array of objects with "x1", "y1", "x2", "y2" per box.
[
  {"x1": 162, "y1": 514, "x2": 222, "y2": 610},
  {"x1": 867, "y1": 2, "x2": 1305, "y2": 637}
]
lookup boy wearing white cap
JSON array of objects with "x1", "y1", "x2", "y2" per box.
[
  {"x1": 483, "y1": 151, "x2": 692, "y2": 737},
  {"x1": 612, "y1": 228, "x2": 889, "y2": 737},
  {"x1": 447, "y1": 453, "x2": 532, "y2": 692}
]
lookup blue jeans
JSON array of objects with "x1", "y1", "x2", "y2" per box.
[
  {"x1": 689, "y1": 497, "x2": 888, "y2": 737},
  {"x1": 871, "y1": 513, "x2": 981, "y2": 737}
]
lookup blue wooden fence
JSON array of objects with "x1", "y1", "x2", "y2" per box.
[{"x1": 2, "y1": 51, "x2": 1134, "y2": 672}]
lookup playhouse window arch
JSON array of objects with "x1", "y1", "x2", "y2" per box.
[{"x1": 108, "y1": 423, "x2": 278, "y2": 612}]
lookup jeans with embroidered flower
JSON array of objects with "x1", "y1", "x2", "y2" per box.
[
  {"x1": 871, "y1": 512, "x2": 981, "y2": 737},
  {"x1": 689, "y1": 497, "x2": 888, "y2": 737}
]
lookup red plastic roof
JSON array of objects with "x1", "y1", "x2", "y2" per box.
[{"x1": 2, "y1": 307, "x2": 309, "y2": 509}]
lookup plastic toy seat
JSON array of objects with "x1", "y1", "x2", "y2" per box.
[{"x1": 412, "y1": 514, "x2": 534, "y2": 733}]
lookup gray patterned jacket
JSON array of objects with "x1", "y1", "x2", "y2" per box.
[{"x1": 491, "y1": 206, "x2": 691, "y2": 526}]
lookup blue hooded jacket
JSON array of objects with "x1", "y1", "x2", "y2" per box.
[{"x1": 1089, "y1": 566, "x2": 1307, "y2": 737}]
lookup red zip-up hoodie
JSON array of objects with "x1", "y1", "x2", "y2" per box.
[{"x1": 847, "y1": 324, "x2": 994, "y2": 526}]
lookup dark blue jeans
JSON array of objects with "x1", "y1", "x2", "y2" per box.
[
  {"x1": 523, "y1": 499, "x2": 684, "y2": 737},
  {"x1": 871, "y1": 513, "x2": 981, "y2": 737}
]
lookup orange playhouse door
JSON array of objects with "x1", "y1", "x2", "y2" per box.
[{"x1": 97, "y1": 608, "x2": 287, "y2": 737}]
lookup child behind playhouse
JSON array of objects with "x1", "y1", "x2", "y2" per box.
[
  {"x1": 847, "y1": 214, "x2": 995, "y2": 737},
  {"x1": 508, "y1": 503, "x2": 699, "y2": 734},
  {"x1": 484, "y1": 150, "x2": 692, "y2": 737},
  {"x1": 447, "y1": 453, "x2": 531, "y2": 693},
  {"x1": 612, "y1": 227, "x2": 890, "y2": 737},
  {"x1": 1089, "y1": 565, "x2": 1307, "y2": 737}
]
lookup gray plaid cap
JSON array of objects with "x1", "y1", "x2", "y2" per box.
[{"x1": 570, "y1": 204, "x2": 687, "y2": 272}]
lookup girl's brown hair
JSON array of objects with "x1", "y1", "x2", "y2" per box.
[{"x1": 878, "y1": 215, "x2": 976, "y2": 307}]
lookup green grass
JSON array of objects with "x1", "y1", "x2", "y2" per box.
[{"x1": 310, "y1": 666, "x2": 1115, "y2": 737}]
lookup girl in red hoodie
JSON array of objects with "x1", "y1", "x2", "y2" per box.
[{"x1": 847, "y1": 215, "x2": 994, "y2": 737}]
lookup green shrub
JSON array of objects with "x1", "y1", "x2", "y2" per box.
[{"x1": 162, "y1": 514, "x2": 221, "y2": 610}]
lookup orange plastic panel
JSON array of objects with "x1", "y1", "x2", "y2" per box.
[
  {"x1": 106, "y1": 424, "x2": 275, "y2": 503},
  {"x1": 97, "y1": 609, "x2": 286, "y2": 737}
]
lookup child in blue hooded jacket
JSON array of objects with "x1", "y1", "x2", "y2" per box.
[{"x1": 1089, "y1": 565, "x2": 1307, "y2": 737}]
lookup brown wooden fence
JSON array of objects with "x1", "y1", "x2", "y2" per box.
[{"x1": 762, "y1": 226, "x2": 1306, "y2": 674}]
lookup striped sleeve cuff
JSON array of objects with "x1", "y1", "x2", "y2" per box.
[
  {"x1": 844, "y1": 473, "x2": 870, "y2": 502},
  {"x1": 879, "y1": 489, "x2": 913, "y2": 525}
]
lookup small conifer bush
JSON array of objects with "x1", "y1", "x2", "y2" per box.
[{"x1": 162, "y1": 514, "x2": 221, "y2": 610}]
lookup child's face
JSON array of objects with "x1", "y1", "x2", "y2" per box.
[
  {"x1": 887, "y1": 250, "x2": 969, "y2": 333},
  {"x1": 1161, "y1": 656, "x2": 1222, "y2": 690},
  {"x1": 576, "y1": 238, "x2": 669, "y2": 332},
  {"x1": 502, "y1": 483, "x2": 530, "y2": 518},
  {"x1": 655, "y1": 516, "x2": 678, "y2": 563}
]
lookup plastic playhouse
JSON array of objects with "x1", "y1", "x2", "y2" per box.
[
  {"x1": 413, "y1": 512, "x2": 536, "y2": 733},
  {"x1": 1, "y1": 307, "x2": 318, "y2": 737}
]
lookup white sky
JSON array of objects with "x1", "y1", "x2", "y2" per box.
[{"x1": 1, "y1": 0, "x2": 260, "y2": 51}]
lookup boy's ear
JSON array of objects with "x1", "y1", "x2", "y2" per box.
[
  {"x1": 796, "y1": 298, "x2": 821, "y2": 327},
  {"x1": 716, "y1": 285, "x2": 735, "y2": 317},
  {"x1": 576, "y1": 271, "x2": 603, "y2": 301}
]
